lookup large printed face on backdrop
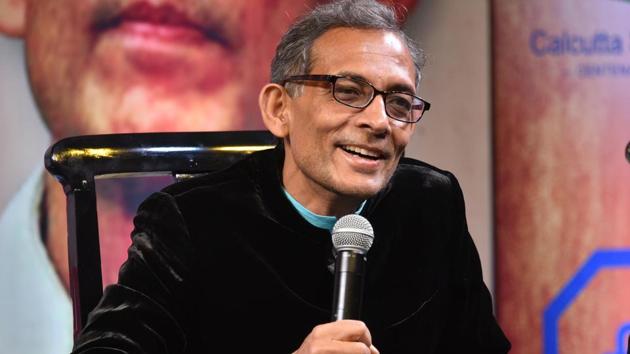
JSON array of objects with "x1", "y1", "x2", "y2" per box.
[{"x1": 20, "y1": 0, "x2": 311, "y2": 136}]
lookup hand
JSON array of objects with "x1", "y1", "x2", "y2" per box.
[{"x1": 292, "y1": 320, "x2": 379, "y2": 354}]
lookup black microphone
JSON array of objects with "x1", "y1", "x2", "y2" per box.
[{"x1": 330, "y1": 214, "x2": 374, "y2": 321}]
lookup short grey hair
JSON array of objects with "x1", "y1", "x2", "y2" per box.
[{"x1": 270, "y1": 0, "x2": 425, "y2": 94}]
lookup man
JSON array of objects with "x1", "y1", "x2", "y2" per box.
[{"x1": 72, "y1": 1, "x2": 510, "y2": 353}]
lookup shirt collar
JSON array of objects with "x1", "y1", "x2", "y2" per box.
[{"x1": 282, "y1": 187, "x2": 366, "y2": 231}]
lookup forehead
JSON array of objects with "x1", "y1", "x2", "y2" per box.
[{"x1": 309, "y1": 28, "x2": 416, "y2": 89}]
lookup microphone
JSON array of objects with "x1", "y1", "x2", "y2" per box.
[{"x1": 331, "y1": 214, "x2": 374, "y2": 321}]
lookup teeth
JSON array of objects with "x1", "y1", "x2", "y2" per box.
[{"x1": 343, "y1": 145, "x2": 379, "y2": 158}]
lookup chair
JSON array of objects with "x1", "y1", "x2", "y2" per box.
[{"x1": 44, "y1": 131, "x2": 276, "y2": 338}]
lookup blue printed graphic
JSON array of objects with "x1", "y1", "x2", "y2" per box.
[
  {"x1": 529, "y1": 29, "x2": 624, "y2": 57},
  {"x1": 543, "y1": 249, "x2": 630, "y2": 354},
  {"x1": 603, "y1": 322, "x2": 630, "y2": 354}
]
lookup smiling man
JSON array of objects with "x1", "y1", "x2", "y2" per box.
[
  {"x1": 270, "y1": 27, "x2": 421, "y2": 215},
  {"x1": 70, "y1": 1, "x2": 510, "y2": 353}
]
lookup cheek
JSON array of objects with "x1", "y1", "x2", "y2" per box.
[
  {"x1": 26, "y1": 1, "x2": 88, "y2": 59},
  {"x1": 25, "y1": 2, "x2": 90, "y2": 101},
  {"x1": 392, "y1": 126, "x2": 414, "y2": 151}
]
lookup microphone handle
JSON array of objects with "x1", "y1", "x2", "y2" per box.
[{"x1": 331, "y1": 251, "x2": 367, "y2": 321}]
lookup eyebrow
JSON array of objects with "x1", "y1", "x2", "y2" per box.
[{"x1": 336, "y1": 71, "x2": 416, "y2": 94}]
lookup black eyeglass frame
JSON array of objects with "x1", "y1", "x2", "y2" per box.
[{"x1": 281, "y1": 74, "x2": 431, "y2": 123}]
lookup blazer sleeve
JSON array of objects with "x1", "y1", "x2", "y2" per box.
[
  {"x1": 439, "y1": 172, "x2": 511, "y2": 353},
  {"x1": 72, "y1": 192, "x2": 200, "y2": 354}
]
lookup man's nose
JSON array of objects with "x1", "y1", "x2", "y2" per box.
[{"x1": 357, "y1": 95, "x2": 391, "y2": 136}]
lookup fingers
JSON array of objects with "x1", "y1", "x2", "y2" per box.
[
  {"x1": 293, "y1": 320, "x2": 379, "y2": 354},
  {"x1": 370, "y1": 344, "x2": 380, "y2": 354},
  {"x1": 316, "y1": 320, "x2": 372, "y2": 345}
]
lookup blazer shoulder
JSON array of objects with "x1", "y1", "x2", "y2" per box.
[
  {"x1": 160, "y1": 156, "x2": 253, "y2": 198},
  {"x1": 394, "y1": 156, "x2": 459, "y2": 191}
]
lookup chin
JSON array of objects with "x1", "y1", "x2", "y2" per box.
[{"x1": 337, "y1": 181, "x2": 386, "y2": 200}]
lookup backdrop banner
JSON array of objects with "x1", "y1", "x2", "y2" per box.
[{"x1": 492, "y1": 1, "x2": 630, "y2": 353}]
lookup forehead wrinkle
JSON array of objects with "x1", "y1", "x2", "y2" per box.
[
  {"x1": 310, "y1": 28, "x2": 416, "y2": 91},
  {"x1": 334, "y1": 69, "x2": 415, "y2": 94}
]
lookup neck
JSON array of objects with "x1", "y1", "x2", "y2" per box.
[
  {"x1": 44, "y1": 174, "x2": 71, "y2": 291},
  {"x1": 282, "y1": 170, "x2": 363, "y2": 218}
]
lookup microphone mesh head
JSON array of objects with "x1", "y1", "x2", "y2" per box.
[{"x1": 331, "y1": 214, "x2": 374, "y2": 254}]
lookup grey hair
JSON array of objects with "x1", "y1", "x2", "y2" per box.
[{"x1": 270, "y1": 0, "x2": 425, "y2": 94}]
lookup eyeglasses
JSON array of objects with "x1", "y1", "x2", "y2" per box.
[{"x1": 281, "y1": 74, "x2": 431, "y2": 124}]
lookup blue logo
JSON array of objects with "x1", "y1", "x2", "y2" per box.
[
  {"x1": 543, "y1": 249, "x2": 630, "y2": 354},
  {"x1": 530, "y1": 30, "x2": 624, "y2": 56}
]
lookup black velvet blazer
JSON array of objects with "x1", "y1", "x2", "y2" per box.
[{"x1": 73, "y1": 147, "x2": 510, "y2": 353}]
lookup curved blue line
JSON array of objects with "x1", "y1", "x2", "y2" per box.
[
  {"x1": 603, "y1": 322, "x2": 630, "y2": 354},
  {"x1": 614, "y1": 322, "x2": 630, "y2": 354},
  {"x1": 543, "y1": 249, "x2": 630, "y2": 354}
]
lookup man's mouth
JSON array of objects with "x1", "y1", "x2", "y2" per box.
[
  {"x1": 340, "y1": 145, "x2": 385, "y2": 161},
  {"x1": 91, "y1": 1, "x2": 232, "y2": 49}
]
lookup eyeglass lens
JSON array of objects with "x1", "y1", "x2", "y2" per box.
[{"x1": 332, "y1": 77, "x2": 423, "y2": 122}]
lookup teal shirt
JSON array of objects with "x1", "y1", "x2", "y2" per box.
[{"x1": 282, "y1": 188, "x2": 366, "y2": 232}]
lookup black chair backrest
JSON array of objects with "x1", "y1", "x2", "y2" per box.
[{"x1": 44, "y1": 131, "x2": 276, "y2": 337}]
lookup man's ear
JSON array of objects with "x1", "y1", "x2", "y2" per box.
[
  {"x1": 259, "y1": 83, "x2": 291, "y2": 139},
  {"x1": 0, "y1": 0, "x2": 27, "y2": 37}
]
